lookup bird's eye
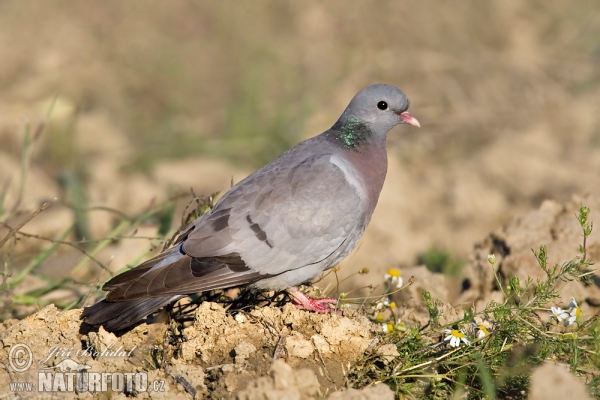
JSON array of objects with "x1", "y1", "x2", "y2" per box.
[{"x1": 377, "y1": 101, "x2": 388, "y2": 110}]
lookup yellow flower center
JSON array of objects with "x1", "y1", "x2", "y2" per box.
[
  {"x1": 478, "y1": 325, "x2": 490, "y2": 336},
  {"x1": 452, "y1": 329, "x2": 464, "y2": 338},
  {"x1": 387, "y1": 269, "x2": 401, "y2": 278}
]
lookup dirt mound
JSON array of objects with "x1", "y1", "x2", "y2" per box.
[
  {"x1": 459, "y1": 194, "x2": 600, "y2": 310},
  {"x1": 0, "y1": 302, "x2": 378, "y2": 398}
]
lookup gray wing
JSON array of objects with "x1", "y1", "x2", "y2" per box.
[
  {"x1": 95, "y1": 151, "x2": 364, "y2": 302},
  {"x1": 183, "y1": 152, "x2": 364, "y2": 275}
]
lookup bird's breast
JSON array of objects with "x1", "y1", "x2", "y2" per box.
[{"x1": 331, "y1": 146, "x2": 388, "y2": 213}]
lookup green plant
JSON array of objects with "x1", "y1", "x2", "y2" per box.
[
  {"x1": 0, "y1": 117, "x2": 187, "y2": 318},
  {"x1": 419, "y1": 246, "x2": 465, "y2": 277},
  {"x1": 346, "y1": 204, "x2": 598, "y2": 399}
]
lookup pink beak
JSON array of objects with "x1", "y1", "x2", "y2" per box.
[{"x1": 399, "y1": 112, "x2": 420, "y2": 128}]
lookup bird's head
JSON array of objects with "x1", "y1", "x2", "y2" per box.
[{"x1": 341, "y1": 83, "x2": 420, "y2": 135}]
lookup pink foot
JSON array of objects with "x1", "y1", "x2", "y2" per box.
[{"x1": 288, "y1": 289, "x2": 342, "y2": 314}]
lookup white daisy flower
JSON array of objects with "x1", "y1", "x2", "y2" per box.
[
  {"x1": 471, "y1": 321, "x2": 491, "y2": 339},
  {"x1": 565, "y1": 300, "x2": 582, "y2": 327},
  {"x1": 375, "y1": 297, "x2": 391, "y2": 310},
  {"x1": 384, "y1": 268, "x2": 403, "y2": 289},
  {"x1": 442, "y1": 328, "x2": 470, "y2": 347},
  {"x1": 550, "y1": 306, "x2": 569, "y2": 323},
  {"x1": 568, "y1": 297, "x2": 578, "y2": 309}
]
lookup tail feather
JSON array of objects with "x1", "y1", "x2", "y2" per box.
[
  {"x1": 81, "y1": 296, "x2": 181, "y2": 331},
  {"x1": 102, "y1": 251, "x2": 172, "y2": 291},
  {"x1": 81, "y1": 241, "x2": 261, "y2": 331}
]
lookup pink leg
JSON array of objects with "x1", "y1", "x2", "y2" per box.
[{"x1": 287, "y1": 289, "x2": 341, "y2": 314}]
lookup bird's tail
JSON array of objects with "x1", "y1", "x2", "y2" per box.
[
  {"x1": 80, "y1": 236, "x2": 261, "y2": 331},
  {"x1": 80, "y1": 246, "x2": 186, "y2": 331},
  {"x1": 80, "y1": 295, "x2": 182, "y2": 332}
]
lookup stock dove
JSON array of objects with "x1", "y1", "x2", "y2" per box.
[{"x1": 81, "y1": 83, "x2": 419, "y2": 331}]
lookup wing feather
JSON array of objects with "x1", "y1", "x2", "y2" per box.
[
  {"x1": 91, "y1": 145, "x2": 364, "y2": 312},
  {"x1": 105, "y1": 253, "x2": 264, "y2": 301},
  {"x1": 183, "y1": 152, "x2": 363, "y2": 276}
]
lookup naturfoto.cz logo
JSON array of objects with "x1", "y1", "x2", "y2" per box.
[{"x1": 7, "y1": 343, "x2": 166, "y2": 394}]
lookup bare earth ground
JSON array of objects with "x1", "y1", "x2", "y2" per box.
[
  {"x1": 0, "y1": 1, "x2": 599, "y2": 398},
  {"x1": 1, "y1": 196, "x2": 598, "y2": 398}
]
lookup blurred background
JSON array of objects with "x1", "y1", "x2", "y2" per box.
[{"x1": 1, "y1": 0, "x2": 600, "y2": 315}]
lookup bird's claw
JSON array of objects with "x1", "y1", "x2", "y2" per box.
[{"x1": 288, "y1": 290, "x2": 342, "y2": 314}]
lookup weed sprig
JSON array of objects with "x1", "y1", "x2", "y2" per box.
[{"x1": 347, "y1": 204, "x2": 598, "y2": 399}]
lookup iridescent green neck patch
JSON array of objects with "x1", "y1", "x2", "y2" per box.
[{"x1": 332, "y1": 116, "x2": 371, "y2": 150}]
